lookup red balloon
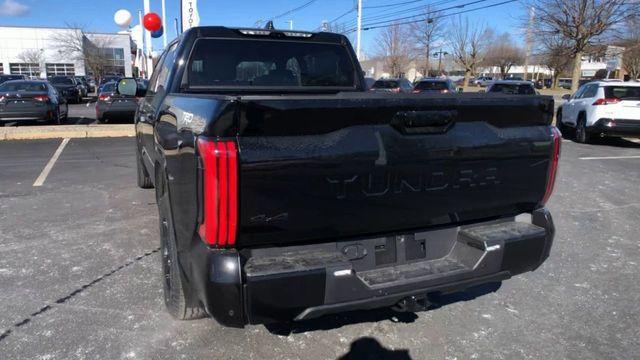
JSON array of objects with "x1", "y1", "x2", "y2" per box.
[{"x1": 143, "y1": 13, "x2": 162, "y2": 32}]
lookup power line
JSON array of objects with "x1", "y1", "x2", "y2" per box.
[
  {"x1": 314, "y1": 7, "x2": 356, "y2": 31},
  {"x1": 347, "y1": 0, "x2": 518, "y2": 32},
  {"x1": 334, "y1": 0, "x2": 453, "y2": 31},
  {"x1": 256, "y1": 0, "x2": 321, "y2": 26},
  {"x1": 363, "y1": 0, "x2": 430, "y2": 9},
  {"x1": 359, "y1": 0, "x2": 489, "y2": 29}
]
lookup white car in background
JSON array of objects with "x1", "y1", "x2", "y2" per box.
[{"x1": 557, "y1": 81, "x2": 640, "y2": 143}]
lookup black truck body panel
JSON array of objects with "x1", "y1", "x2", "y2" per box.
[{"x1": 135, "y1": 26, "x2": 558, "y2": 328}]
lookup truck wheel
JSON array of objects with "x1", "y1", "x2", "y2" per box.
[
  {"x1": 575, "y1": 116, "x2": 592, "y2": 144},
  {"x1": 157, "y1": 170, "x2": 207, "y2": 320},
  {"x1": 136, "y1": 149, "x2": 153, "y2": 189}
]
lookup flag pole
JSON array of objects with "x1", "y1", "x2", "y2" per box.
[{"x1": 161, "y1": 0, "x2": 167, "y2": 47}]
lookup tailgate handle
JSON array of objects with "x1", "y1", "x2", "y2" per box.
[{"x1": 392, "y1": 110, "x2": 456, "y2": 134}]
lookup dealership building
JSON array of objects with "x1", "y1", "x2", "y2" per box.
[{"x1": 0, "y1": 25, "x2": 133, "y2": 79}]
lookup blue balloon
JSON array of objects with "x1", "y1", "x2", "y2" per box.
[{"x1": 151, "y1": 26, "x2": 163, "y2": 38}]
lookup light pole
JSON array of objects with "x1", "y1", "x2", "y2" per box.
[
  {"x1": 161, "y1": 0, "x2": 167, "y2": 48},
  {"x1": 433, "y1": 50, "x2": 448, "y2": 74}
]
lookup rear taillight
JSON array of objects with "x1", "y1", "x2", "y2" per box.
[
  {"x1": 391, "y1": 88, "x2": 401, "y2": 93},
  {"x1": 412, "y1": 89, "x2": 420, "y2": 94},
  {"x1": 440, "y1": 89, "x2": 449, "y2": 94},
  {"x1": 592, "y1": 98, "x2": 621, "y2": 105},
  {"x1": 197, "y1": 138, "x2": 238, "y2": 247},
  {"x1": 540, "y1": 126, "x2": 561, "y2": 206},
  {"x1": 98, "y1": 94, "x2": 111, "y2": 102},
  {"x1": 34, "y1": 95, "x2": 49, "y2": 102}
]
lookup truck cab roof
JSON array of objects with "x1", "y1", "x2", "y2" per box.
[{"x1": 182, "y1": 26, "x2": 348, "y2": 45}]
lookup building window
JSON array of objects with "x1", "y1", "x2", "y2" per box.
[
  {"x1": 98, "y1": 47, "x2": 126, "y2": 76},
  {"x1": 0, "y1": 63, "x2": 4, "y2": 74},
  {"x1": 46, "y1": 63, "x2": 75, "y2": 76},
  {"x1": 10, "y1": 63, "x2": 40, "y2": 78}
]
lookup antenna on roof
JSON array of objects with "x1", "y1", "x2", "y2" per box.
[{"x1": 264, "y1": 20, "x2": 275, "y2": 30}]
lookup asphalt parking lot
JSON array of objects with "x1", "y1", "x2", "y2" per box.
[{"x1": 1, "y1": 136, "x2": 639, "y2": 359}]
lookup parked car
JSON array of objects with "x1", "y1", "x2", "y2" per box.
[
  {"x1": 557, "y1": 80, "x2": 640, "y2": 143},
  {"x1": 0, "y1": 74, "x2": 28, "y2": 84},
  {"x1": 412, "y1": 78, "x2": 457, "y2": 93},
  {"x1": 473, "y1": 76, "x2": 493, "y2": 87},
  {"x1": 558, "y1": 78, "x2": 572, "y2": 89},
  {"x1": 485, "y1": 80, "x2": 537, "y2": 95},
  {"x1": 370, "y1": 78, "x2": 414, "y2": 93},
  {"x1": 95, "y1": 80, "x2": 142, "y2": 123},
  {"x1": 0, "y1": 80, "x2": 68, "y2": 124},
  {"x1": 75, "y1": 76, "x2": 93, "y2": 94},
  {"x1": 99, "y1": 75, "x2": 122, "y2": 86},
  {"x1": 363, "y1": 77, "x2": 376, "y2": 90},
  {"x1": 49, "y1": 76, "x2": 83, "y2": 103},
  {"x1": 133, "y1": 26, "x2": 559, "y2": 328}
]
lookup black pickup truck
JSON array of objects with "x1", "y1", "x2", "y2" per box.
[{"x1": 131, "y1": 26, "x2": 560, "y2": 328}]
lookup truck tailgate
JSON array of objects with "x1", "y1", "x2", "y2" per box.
[{"x1": 234, "y1": 93, "x2": 555, "y2": 247}]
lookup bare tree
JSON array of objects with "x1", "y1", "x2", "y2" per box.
[
  {"x1": 621, "y1": 15, "x2": 640, "y2": 80},
  {"x1": 16, "y1": 49, "x2": 44, "y2": 78},
  {"x1": 17, "y1": 49, "x2": 44, "y2": 65},
  {"x1": 376, "y1": 23, "x2": 413, "y2": 78},
  {"x1": 483, "y1": 33, "x2": 525, "y2": 78},
  {"x1": 409, "y1": 5, "x2": 444, "y2": 77},
  {"x1": 536, "y1": 35, "x2": 573, "y2": 88},
  {"x1": 52, "y1": 23, "x2": 114, "y2": 82},
  {"x1": 525, "y1": 0, "x2": 635, "y2": 91},
  {"x1": 450, "y1": 18, "x2": 489, "y2": 87}
]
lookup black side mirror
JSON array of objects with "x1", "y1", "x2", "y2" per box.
[
  {"x1": 117, "y1": 78, "x2": 147, "y2": 97},
  {"x1": 561, "y1": 94, "x2": 571, "y2": 101}
]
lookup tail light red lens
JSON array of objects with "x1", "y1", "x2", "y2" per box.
[
  {"x1": 98, "y1": 94, "x2": 111, "y2": 102},
  {"x1": 540, "y1": 126, "x2": 561, "y2": 206},
  {"x1": 391, "y1": 88, "x2": 401, "y2": 93},
  {"x1": 34, "y1": 95, "x2": 49, "y2": 102},
  {"x1": 592, "y1": 98, "x2": 621, "y2": 105},
  {"x1": 197, "y1": 138, "x2": 238, "y2": 247},
  {"x1": 412, "y1": 89, "x2": 420, "y2": 94}
]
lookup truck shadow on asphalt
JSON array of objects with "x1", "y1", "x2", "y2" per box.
[
  {"x1": 337, "y1": 337, "x2": 412, "y2": 360},
  {"x1": 264, "y1": 282, "x2": 502, "y2": 337}
]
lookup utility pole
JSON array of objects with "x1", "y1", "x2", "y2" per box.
[
  {"x1": 356, "y1": 0, "x2": 362, "y2": 60},
  {"x1": 161, "y1": 0, "x2": 167, "y2": 48},
  {"x1": 174, "y1": 18, "x2": 180, "y2": 38},
  {"x1": 523, "y1": 6, "x2": 534, "y2": 81},
  {"x1": 286, "y1": 20, "x2": 294, "y2": 30}
]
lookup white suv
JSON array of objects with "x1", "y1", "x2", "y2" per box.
[{"x1": 557, "y1": 81, "x2": 640, "y2": 143}]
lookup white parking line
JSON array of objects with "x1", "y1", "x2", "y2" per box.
[
  {"x1": 579, "y1": 155, "x2": 640, "y2": 160},
  {"x1": 33, "y1": 138, "x2": 70, "y2": 187}
]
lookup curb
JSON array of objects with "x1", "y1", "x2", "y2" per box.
[{"x1": 0, "y1": 125, "x2": 135, "y2": 140}]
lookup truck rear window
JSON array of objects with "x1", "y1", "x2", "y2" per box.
[
  {"x1": 604, "y1": 86, "x2": 640, "y2": 100},
  {"x1": 186, "y1": 38, "x2": 356, "y2": 89}
]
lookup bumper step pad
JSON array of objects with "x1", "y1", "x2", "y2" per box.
[{"x1": 358, "y1": 257, "x2": 467, "y2": 286}]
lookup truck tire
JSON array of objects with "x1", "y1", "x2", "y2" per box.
[
  {"x1": 575, "y1": 116, "x2": 592, "y2": 144},
  {"x1": 157, "y1": 169, "x2": 207, "y2": 320},
  {"x1": 136, "y1": 149, "x2": 154, "y2": 189}
]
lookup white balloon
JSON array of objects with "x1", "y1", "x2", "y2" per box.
[{"x1": 114, "y1": 9, "x2": 133, "y2": 29}]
